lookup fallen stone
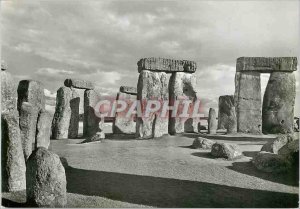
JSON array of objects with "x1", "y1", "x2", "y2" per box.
[
  {"x1": 137, "y1": 57, "x2": 197, "y2": 73},
  {"x1": 19, "y1": 102, "x2": 38, "y2": 160},
  {"x1": 234, "y1": 71, "x2": 262, "y2": 134},
  {"x1": 36, "y1": 109, "x2": 52, "y2": 149},
  {"x1": 17, "y1": 80, "x2": 45, "y2": 112},
  {"x1": 51, "y1": 87, "x2": 72, "y2": 139},
  {"x1": 26, "y1": 147, "x2": 67, "y2": 207},
  {"x1": 136, "y1": 70, "x2": 169, "y2": 138},
  {"x1": 218, "y1": 95, "x2": 237, "y2": 134},
  {"x1": 261, "y1": 134, "x2": 294, "y2": 154},
  {"x1": 64, "y1": 78, "x2": 94, "y2": 90},
  {"x1": 119, "y1": 86, "x2": 137, "y2": 95},
  {"x1": 86, "y1": 131, "x2": 105, "y2": 142},
  {"x1": 83, "y1": 89, "x2": 102, "y2": 137},
  {"x1": 192, "y1": 137, "x2": 214, "y2": 149},
  {"x1": 262, "y1": 72, "x2": 296, "y2": 134},
  {"x1": 278, "y1": 139, "x2": 299, "y2": 160},
  {"x1": 252, "y1": 151, "x2": 290, "y2": 173},
  {"x1": 211, "y1": 142, "x2": 242, "y2": 160},
  {"x1": 68, "y1": 88, "x2": 80, "y2": 138},
  {"x1": 236, "y1": 57, "x2": 297, "y2": 72},
  {"x1": 208, "y1": 108, "x2": 217, "y2": 134},
  {"x1": 113, "y1": 92, "x2": 136, "y2": 135},
  {"x1": 1, "y1": 70, "x2": 18, "y2": 112},
  {"x1": 169, "y1": 72, "x2": 197, "y2": 134},
  {"x1": 198, "y1": 122, "x2": 206, "y2": 131},
  {"x1": 1, "y1": 111, "x2": 26, "y2": 192}
]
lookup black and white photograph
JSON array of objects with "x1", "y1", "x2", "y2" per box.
[{"x1": 1, "y1": 0, "x2": 299, "y2": 208}]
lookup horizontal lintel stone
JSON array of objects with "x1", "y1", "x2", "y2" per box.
[
  {"x1": 64, "y1": 79, "x2": 94, "y2": 90},
  {"x1": 137, "y1": 57, "x2": 197, "y2": 73},
  {"x1": 236, "y1": 57, "x2": 297, "y2": 72},
  {"x1": 119, "y1": 86, "x2": 137, "y2": 95}
]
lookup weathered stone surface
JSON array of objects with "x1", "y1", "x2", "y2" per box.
[
  {"x1": 192, "y1": 137, "x2": 214, "y2": 149},
  {"x1": 113, "y1": 92, "x2": 136, "y2": 134},
  {"x1": 218, "y1": 95, "x2": 237, "y2": 134},
  {"x1": 51, "y1": 87, "x2": 72, "y2": 139},
  {"x1": 262, "y1": 72, "x2": 296, "y2": 134},
  {"x1": 19, "y1": 102, "x2": 38, "y2": 160},
  {"x1": 234, "y1": 71, "x2": 262, "y2": 134},
  {"x1": 120, "y1": 86, "x2": 137, "y2": 95},
  {"x1": 261, "y1": 134, "x2": 294, "y2": 154},
  {"x1": 184, "y1": 118, "x2": 200, "y2": 133},
  {"x1": 87, "y1": 131, "x2": 105, "y2": 142},
  {"x1": 211, "y1": 143, "x2": 242, "y2": 160},
  {"x1": 17, "y1": 80, "x2": 45, "y2": 112},
  {"x1": 68, "y1": 88, "x2": 80, "y2": 138},
  {"x1": 169, "y1": 72, "x2": 197, "y2": 134},
  {"x1": 208, "y1": 108, "x2": 217, "y2": 134},
  {"x1": 83, "y1": 89, "x2": 102, "y2": 137},
  {"x1": 198, "y1": 122, "x2": 206, "y2": 131},
  {"x1": 26, "y1": 148, "x2": 67, "y2": 207},
  {"x1": 1, "y1": 70, "x2": 18, "y2": 112},
  {"x1": 36, "y1": 109, "x2": 52, "y2": 149},
  {"x1": 136, "y1": 70, "x2": 169, "y2": 138},
  {"x1": 252, "y1": 151, "x2": 290, "y2": 173},
  {"x1": 1, "y1": 111, "x2": 26, "y2": 192},
  {"x1": 64, "y1": 78, "x2": 94, "y2": 90},
  {"x1": 236, "y1": 57, "x2": 297, "y2": 72},
  {"x1": 138, "y1": 57, "x2": 197, "y2": 73},
  {"x1": 278, "y1": 139, "x2": 299, "y2": 160}
]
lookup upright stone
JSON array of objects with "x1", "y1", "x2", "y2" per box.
[
  {"x1": 83, "y1": 89, "x2": 101, "y2": 137},
  {"x1": 169, "y1": 72, "x2": 197, "y2": 134},
  {"x1": 1, "y1": 111, "x2": 26, "y2": 192},
  {"x1": 26, "y1": 148, "x2": 67, "y2": 207},
  {"x1": 113, "y1": 92, "x2": 136, "y2": 134},
  {"x1": 17, "y1": 80, "x2": 45, "y2": 112},
  {"x1": 19, "y1": 102, "x2": 38, "y2": 160},
  {"x1": 136, "y1": 70, "x2": 169, "y2": 138},
  {"x1": 64, "y1": 78, "x2": 94, "y2": 90},
  {"x1": 218, "y1": 95, "x2": 237, "y2": 134},
  {"x1": 68, "y1": 88, "x2": 80, "y2": 138},
  {"x1": 208, "y1": 108, "x2": 217, "y2": 134},
  {"x1": 1, "y1": 69, "x2": 17, "y2": 112},
  {"x1": 234, "y1": 71, "x2": 262, "y2": 134},
  {"x1": 51, "y1": 87, "x2": 72, "y2": 139},
  {"x1": 36, "y1": 109, "x2": 52, "y2": 149},
  {"x1": 262, "y1": 72, "x2": 296, "y2": 134}
]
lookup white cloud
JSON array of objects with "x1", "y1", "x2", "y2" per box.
[
  {"x1": 44, "y1": 88, "x2": 57, "y2": 98},
  {"x1": 36, "y1": 68, "x2": 74, "y2": 75}
]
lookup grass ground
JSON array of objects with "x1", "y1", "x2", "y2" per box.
[{"x1": 2, "y1": 130, "x2": 299, "y2": 208}]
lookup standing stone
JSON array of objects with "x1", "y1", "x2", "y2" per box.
[
  {"x1": 19, "y1": 102, "x2": 38, "y2": 160},
  {"x1": 1, "y1": 69, "x2": 17, "y2": 112},
  {"x1": 64, "y1": 78, "x2": 95, "y2": 90},
  {"x1": 234, "y1": 71, "x2": 262, "y2": 134},
  {"x1": 113, "y1": 92, "x2": 136, "y2": 134},
  {"x1": 83, "y1": 89, "x2": 101, "y2": 137},
  {"x1": 169, "y1": 72, "x2": 197, "y2": 134},
  {"x1": 1, "y1": 111, "x2": 26, "y2": 192},
  {"x1": 36, "y1": 109, "x2": 52, "y2": 149},
  {"x1": 26, "y1": 147, "x2": 67, "y2": 207},
  {"x1": 262, "y1": 72, "x2": 296, "y2": 134},
  {"x1": 51, "y1": 87, "x2": 72, "y2": 139},
  {"x1": 136, "y1": 70, "x2": 170, "y2": 138},
  {"x1": 68, "y1": 88, "x2": 80, "y2": 138},
  {"x1": 218, "y1": 95, "x2": 237, "y2": 134},
  {"x1": 17, "y1": 80, "x2": 45, "y2": 112},
  {"x1": 208, "y1": 108, "x2": 217, "y2": 134}
]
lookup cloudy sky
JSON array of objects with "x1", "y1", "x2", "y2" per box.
[{"x1": 1, "y1": 0, "x2": 299, "y2": 115}]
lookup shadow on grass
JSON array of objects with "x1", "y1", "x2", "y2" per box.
[
  {"x1": 61, "y1": 157, "x2": 298, "y2": 208},
  {"x1": 227, "y1": 161, "x2": 299, "y2": 187},
  {"x1": 191, "y1": 152, "x2": 215, "y2": 159}
]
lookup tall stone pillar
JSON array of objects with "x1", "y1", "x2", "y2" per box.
[
  {"x1": 262, "y1": 72, "x2": 296, "y2": 134},
  {"x1": 68, "y1": 88, "x2": 80, "y2": 138},
  {"x1": 208, "y1": 108, "x2": 217, "y2": 134},
  {"x1": 218, "y1": 95, "x2": 237, "y2": 134},
  {"x1": 51, "y1": 87, "x2": 72, "y2": 139},
  {"x1": 169, "y1": 72, "x2": 197, "y2": 134},
  {"x1": 83, "y1": 89, "x2": 101, "y2": 137},
  {"x1": 113, "y1": 86, "x2": 137, "y2": 135}
]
